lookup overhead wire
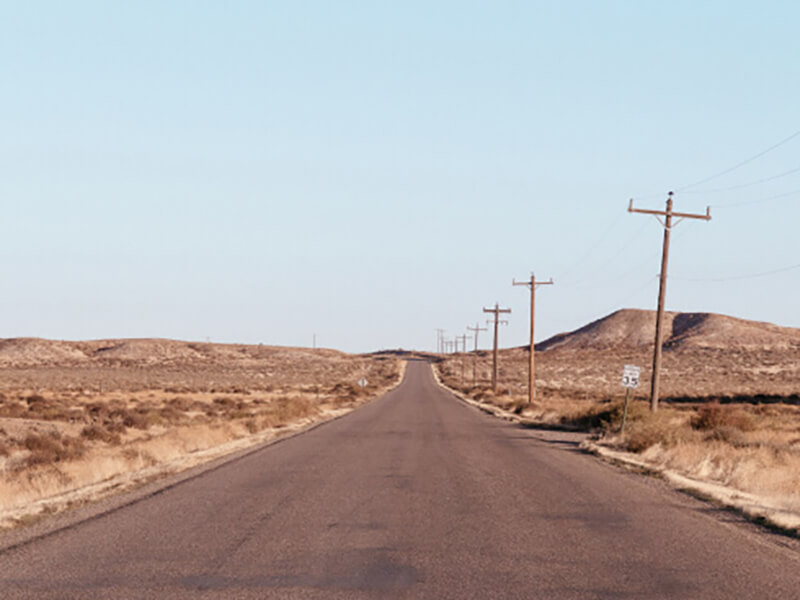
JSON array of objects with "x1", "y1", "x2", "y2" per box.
[
  {"x1": 675, "y1": 129, "x2": 800, "y2": 192},
  {"x1": 558, "y1": 219, "x2": 651, "y2": 289},
  {"x1": 557, "y1": 212, "x2": 627, "y2": 282},
  {"x1": 710, "y1": 188, "x2": 800, "y2": 209},
  {"x1": 681, "y1": 165, "x2": 800, "y2": 195},
  {"x1": 672, "y1": 262, "x2": 800, "y2": 283}
]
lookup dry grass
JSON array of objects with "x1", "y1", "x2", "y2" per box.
[
  {"x1": 0, "y1": 342, "x2": 402, "y2": 528},
  {"x1": 435, "y1": 347, "x2": 800, "y2": 521}
]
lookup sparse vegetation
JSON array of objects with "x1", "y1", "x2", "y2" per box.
[
  {"x1": 435, "y1": 309, "x2": 800, "y2": 524},
  {"x1": 0, "y1": 339, "x2": 402, "y2": 528},
  {"x1": 22, "y1": 432, "x2": 85, "y2": 467}
]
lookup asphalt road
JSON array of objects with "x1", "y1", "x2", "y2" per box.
[{"x1": 1, "y1": 360, "x2": 798, "y2": 599}]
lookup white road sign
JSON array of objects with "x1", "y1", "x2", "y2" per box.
[
  {"x1": 358, "y1": 378, "x2": 368, "y2": 388},
  {"x1": 621, "y1": 365, "x2": 641, "y2": 389}
]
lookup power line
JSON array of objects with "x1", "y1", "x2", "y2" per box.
[
  {"x1": 558, "y1": 212, "x2": 626, "y2": 281},
  {"x1": 682, "y1": 165, "x2": 800, "y2": 195},
  {"x1": 672, "y1": 262, "x2": 800, "y2": 283},
  {"x1": 710, "y1": 188, "x2": 800, "y2": 209},
  {"x1": 676, "y1": 129, "x2": 800, "y2": 192}
]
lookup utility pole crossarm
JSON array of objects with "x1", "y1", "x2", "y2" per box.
[{"x1": 628, "y1": 198, "x2": 711, "y2": 221}]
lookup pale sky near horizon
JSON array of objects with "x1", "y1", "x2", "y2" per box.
[{"x1": 2, "y1": 1, "x2": 799, "y2": 353}]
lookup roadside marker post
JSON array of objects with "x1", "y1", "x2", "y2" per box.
[{"x1": 620, "y1": 365, "x2": 641, "y2": 433}]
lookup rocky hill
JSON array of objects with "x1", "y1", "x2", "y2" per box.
[{"x1": 536, "y1": 309, "x2": 800, "y2": 352}]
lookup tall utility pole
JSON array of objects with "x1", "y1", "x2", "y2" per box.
[
  {"x1": 513, "y1": 274, "x2": 554, "y2": 405},
  {"x1": 459, "y1": 333, "x2": 468, "y2": 385},
  {"x1": 467, "y1": 322, "x2": 488, "y2": 386},
  {"x1": 483, "y1": 303, "x2": 511, "y2": 392},
  {"x1": 436, "y1": 329, "x2": 445, "y2": 354},
  {"x1": 629, "y1": 192, "x2": 711, "y2": 412}
]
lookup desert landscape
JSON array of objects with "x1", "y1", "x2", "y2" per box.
[
  {"x1": 0, "y1": 339, "x2": 402, "y2": 528},
  {"x1": 435, "y1": 309, "x2": 800, "y2": 530}
]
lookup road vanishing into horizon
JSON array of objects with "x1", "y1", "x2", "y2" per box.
[{"x1": 1, "y1": 360, "x2": 798, "y2": 599}]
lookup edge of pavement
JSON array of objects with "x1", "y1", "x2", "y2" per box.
[
  {"x1": 0, "y1": 360, "x2": 409, "y2": 554},
  {"x1": 428, "y1": 361, "x2": 800, "y2": 539}
]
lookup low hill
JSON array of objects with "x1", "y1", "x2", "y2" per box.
[
  {"x1": 536, "y1": 309, "x2": 800, "y2": 352},
  {"x1": 0, "y1": 338, "x2": 345, "y2": 368}
]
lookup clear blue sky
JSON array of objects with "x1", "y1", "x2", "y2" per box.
[{"x1": 2, "y1": 1, "x2": 798, "y2": 352}]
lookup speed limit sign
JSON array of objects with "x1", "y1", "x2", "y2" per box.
[{"x1": 621, "y1": 365, "x2": 641, "y2": 389}]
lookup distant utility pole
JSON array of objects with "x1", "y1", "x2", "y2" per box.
[
  {"x1": 513, "y1": 274, "x2": 554, "y2": 405},
  {"x1": 483, "y1": 303, "x2": 511, "y2": 392},
  {"x1": 629, "y1": 192, "x2": 711, "y2": 412},
  {"x1": 467, "y1": 322, "x2": 488, "y2": 386},
  {"x1": 459, "y1": 333, "x2": 469, "y2": 385},
  {"x1": 436, "y1": 329, "x2": 445, "y2": 354}
]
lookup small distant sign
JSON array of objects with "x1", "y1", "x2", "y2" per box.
[
  {"x1": 621, "y1": 365, "x2": 641, "y2": 389},
  {"x1": 357, "y1": 378, "x2": 368, "y2": 388}
]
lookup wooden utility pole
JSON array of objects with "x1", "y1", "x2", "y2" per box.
[
  {"x1": 483, "y1": 303, "x2": 511, "y2": 392},
  {"x1": 459, "y1": 333, "x2": 469, "y2": 385},
  {"x1": 629, "y1": 192, "x2": 711, "y2": 412},
  {"x1": 467, "y1": 322, "x2": 488, "y2": 386},
  {"x1": 436, "y1": 329, "x2": 445, "y2": 354},
  {"x1": 513, "y1": 274, "x2": 553, "y2": 404}
]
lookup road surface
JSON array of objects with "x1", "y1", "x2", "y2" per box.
[{"x1": 1, "y1": 360, "x2": 798, "y2": 599}]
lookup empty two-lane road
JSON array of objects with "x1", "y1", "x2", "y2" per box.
[{"x1": 1, "y1": 360, "x2": 798, "y2": 599}]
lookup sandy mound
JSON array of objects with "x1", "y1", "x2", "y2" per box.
[
  {"x1": 538, "y1": 309, "x2": 800, "y2": 352},
  {"x1": 537, "y1": 309, "x2": 665, "y2": 351},
  {"x1": 0, "y1": 337, "x2": 348, "y2": 369},
  {"x1": 0, "y1": 338, "x2": 89, "y2": 367},
  {"x1": 669, "y1": 313, "x2": 800, "y2": 350},
  {"x1": 85, "y1": 339, "x2": 208, "y2": 364}
]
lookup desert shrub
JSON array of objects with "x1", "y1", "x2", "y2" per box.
[
  {"x1": 703, "y1": 426, "x2": 747, "y2": 445},
  {"x1": 25, "y1": 394, "x2": 47, "y2": 406},
  {"x1": 169, "y1": 396, "x2": 195, "y2": 411},
  {"x1": 328, "y1": 383, "x2": 366, "y2": 401},
  {"x1": 22, "y1": 432, "x2": 85, "y2": 466},
  {"x1": 123, "y1": 411, "x2": 152, "y2": 429},
  {"x1": 473, "y1": 388, "x2": 496, "y2": 402},
  {"x1": 562, "y1": 399, "x2": 652, "y2": 433},
  {"x1": 84, "y1": 402, "x2": 109, "y2": 421},
  {"x1": 625, "y1": 414, "x2": 691, "y2": 453},
  {"x1": 158, "y1": 406, "x2": 184, "y2": 423},
  {"x1": 268, "y1": 396, "x2": 318, "y2": 424},
  {"x1": 80, "y1": 424, "x2": 122, "y2": 445},
  {"x1": 0, "y1": 400, "x2": 27, "y2": 418},
  {"x1": 0, "y1": 440, "x2": 9, "y2": 457},
  {"x1": 213, "y1": 396, "x2": 237, "y2": 408},
  {"x1": 692, "y1": 401, "x2": 756, "y2": 432},
  {"x1": 244, "y1": 419, "x2": 259, "y2": 433}
]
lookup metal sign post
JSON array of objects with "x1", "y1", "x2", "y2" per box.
[{"x1": 620, "y1": 365, "x2": 641, "y2": 433}]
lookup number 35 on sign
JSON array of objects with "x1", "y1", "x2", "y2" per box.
[{"x1": 621, "y1": 365, "x2": 641, "y2": 389}]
